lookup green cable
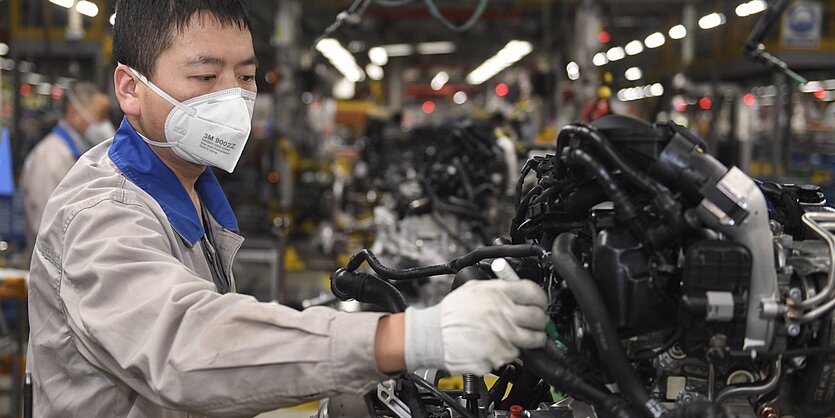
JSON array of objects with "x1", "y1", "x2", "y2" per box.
[
  {"x1": 375, "y1": 0, "x2": 490, "y2": 32},
  {"x1": 422, "y1": 0, "x2": 489, "y2": 32},
  {"x1": 375, "y1": 0, "x2": 417, "y2": 6}
]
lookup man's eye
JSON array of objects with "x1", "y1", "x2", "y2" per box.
[
  {"x1": 240, "y1": 75, "x2": 256, "y2": 83},
  {"x1": 194, "y1": 75, "x2": 216, "y2": 81}
]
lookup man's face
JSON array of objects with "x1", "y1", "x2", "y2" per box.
[
  {"x1": 136, "y1": 13, "x2": 257, "y2": 143},
  {"x1": 87, "y1": 93, "x2": 111, "y2": 123},
  {"x1": 68, "y1": 92, "x2": 110, "y2": 133}
]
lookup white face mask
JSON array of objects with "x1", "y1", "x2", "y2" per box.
[
  {"x1": 67, "y1": 89, "x2": 116, "y2": 145},
  {"x1": 129, "y1": 67, "x2": 256, "y2": 173},
  {"x1": 84, "y1": 120, "x2": 117, "y2": 144}
]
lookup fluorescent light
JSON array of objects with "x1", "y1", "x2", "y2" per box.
[
  {"x1": 109, "y1": 13, "x2": 116, "y2": 25},
  {"x1": 618, "y1": 83, "x2": 664, "y2": 102},
  {"x1": 368, "y1": 47, "x2": 388, "y2": 66},
  {"x1": 49, "y1": 0, "x2": 74, "y2": 8},
  {"x1": 332, "y1": 78, "x2": 355, "y2": 100},
  {"x1": 606, "y1": 46, "x2": 625, "y2": 61},
  {"x1": 747, "y1": 0, "x2": 767, "y2": 15},
  {"x1": 366, "y1": 64, "x2": 384, "y2": 81},
  {"x1": 0, "y1": 43, "x2": 8, "y2": 57},
  {"x1": 417, "y1": 41, "x2": 456, "y2": 55},
  {"x1": 316, "y1": 38, "x2": 365, "y2": 83},
  {"x1": 669, "y1": 24, "x2": 687, "y2": 40},
  {"x1": 496, "y1": 40, "x2": 533, "y2": 62},
  {"x1": 566, "y1": 61, "x2": 580, "y2": 80},
  {"x1": 699, "y1": 12, "x2": 726, "y2": 29},
  {"x1": 625, "y1": 67, "x2": 642, "y2": 81},
  {"x1": 650, "y1": 83, "x2": 664, "y2": 96},
  {"x1": 453, "y1": 91, "x2": 468, "y2": 104},
  {"x1": 625, "y1": 40, "x2": 644, "y2": 56},
  {"x1": 592, "y1": 52, "x2": 608, "y2": 67},
  {"x1": 76, "y1": 0, "x2": 98, "y2": 17},
  {"x1": 382, "y1": 44, "x2": 413, "y2": 57},
  {"x1": 644, "y1": 32, "x2": 666, "y2": 49},
  {"x1": 466, "y1": 40, "x2": 533, "y2": 85},
  {"x1": 736, "y1": 0, "x2": 766, "y2": 17},
  {"x1": 431, "y1": 71, "x2": 449, "y2": 91}
]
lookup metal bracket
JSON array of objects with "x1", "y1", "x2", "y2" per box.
[{"x1": 378, "y1": 380, "x2": 411, "y2": 418}]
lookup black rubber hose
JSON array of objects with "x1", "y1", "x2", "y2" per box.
[
  {"x1": 521, "y1": 345, "x2": 640, "y2": 418},
  {"x1": 568, "y1": 148, "x2": 641, "y2": 223},
  {"x1": 330, "y1": 269, "x2": 409, "y2": 313},
  {"x1": 451, "y1": 244, "x2": 548, "y2": 270},
  {"x1": 346, "y1": 250, "x2": 456, "y2": 280},
  {"x1": 558, "y1": 124, "x2": 680, "y2": 220},
  {"x1": 487, "y1": 363, "x2": 519, "y2": 408},
  {"x1": 399, "y1": 378, "x2": 429, "y2": 418},
  {"x1": 345, "y1": 245, "x2": 547, "y2": 281},
  {"x1": 551, "y1": 233, "x2": 667, "y2": 418}
]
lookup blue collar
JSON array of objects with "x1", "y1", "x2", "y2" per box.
[
  {"x1": 107, "y1": 118, "x2": 239, "y2": 246},
  {"x1": 53, "y1": 125, "x2": 82, "y2": 159}
]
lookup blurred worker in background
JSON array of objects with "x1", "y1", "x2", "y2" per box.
[
  {"x1": 19, "y1": 81, "x2": 114, "y2": 251},
  {"x1": 25, "y1": 1, "x2": 548, "y2": 417}
]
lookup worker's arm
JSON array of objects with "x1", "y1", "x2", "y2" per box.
[
  {"x1": 57, "y1": 194, "x2": 390, "y2": 417},
  {"x1": 375, "y1": 313, "x2": 406, "y2": 373}
]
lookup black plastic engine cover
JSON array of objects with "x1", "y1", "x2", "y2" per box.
[
  {"x1": 592, "y1": 227, "x2": 676, "y2": 336},
  {"x1": 680, "y1": 240, "x2": 751, "y2": 352}
]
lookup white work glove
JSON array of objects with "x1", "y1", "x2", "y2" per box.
[{"x1": 404, "y1": 279, "x2": 548, "y2": 375}]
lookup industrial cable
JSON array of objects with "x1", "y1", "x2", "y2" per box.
[
  {"x1": 345, "y1": 245, "x2": 547, "y2": 280},
  {"x1": 567, "y1": 148, "x2": 642, "y2": 224},
  {"x1": 311, "y1": 0, "x2": 373, "y2": 52},
  {"x1": 346, "y1": 249, "x2": 456, "y2": 279},
  {"x1": 551, "y1": 233, "x2": 667, "y2": 418},
  {"x1": 521, "y1": 343, "x2": 640, "y2": 418},
  {"x1": 557, "y1": 124, "x2": 680, "y2": 222},
  {"x1": 405, "y1": 373, "x2": 477, "y2": 418},
  {"x1": 374, "y1": 0, "x2": 490, "y2": 32},
  {"x1": 330, "y1": 269, "x2": 409, "y2": 312},
  {"x1": 399, "y1": 378, "x2": 429, "y2": 418}
]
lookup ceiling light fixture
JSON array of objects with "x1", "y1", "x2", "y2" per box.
[
  {"x1": 466, "y1": 40, "x2": 533, "y2": 85},
  {"x1": 417, "y1": 41, "x2": 456, "y2": 55},
  {"x1": 699, "y1": 12, "x2": 726, "y2": 29},
  {"x1": 644, "y1": 32, "x2": 666, "y2": 49},
  {"x1": 316, "y1": 38, "x2": 365, "y2": 83},
  {"x1": 668, "y1": 24, "x2": 687, "y2": 40}
]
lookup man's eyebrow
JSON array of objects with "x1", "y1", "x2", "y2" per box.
[
  {"x1": 237, "y1": 56, "x2": 258, "y2": 68},
  {"x1": 184, "y1": 55, "x2": 224, "y2": 66}
]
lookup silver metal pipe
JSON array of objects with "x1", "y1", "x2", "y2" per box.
[
  {"x1": 715, "y1": 360, "x2": 781, "y2": 404},
  {"x1": 794, "y1": 213, "x2": 835, "y2": 310}
]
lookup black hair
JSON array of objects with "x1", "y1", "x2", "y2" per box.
[{"x1": 113, "y1": 0, "x2": 252, "y2": 79}]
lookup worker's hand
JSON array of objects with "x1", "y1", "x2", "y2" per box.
[{"x1": 404, "y1": 279, "x2": 548, "y2": 375}]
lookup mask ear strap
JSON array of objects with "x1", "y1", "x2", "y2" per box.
[
  {"x1": 66, "y1": 87, "x2": 96, "y2": 124},
  {"x1": 135, "y1": 129, "x2": 178, "y2": 148},
  {"x1": 128, "y1": 67, "x2": 197, "y2": 117}
]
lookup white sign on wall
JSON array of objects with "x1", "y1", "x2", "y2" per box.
[{"x1": 782, "y1": 1, "x2": 823, "y2": 48}]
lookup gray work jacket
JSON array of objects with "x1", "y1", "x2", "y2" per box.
[
  {"x1": 26, "y1": 118, "x2": 387, "y2": 417},
  {"x1": 20, "y1": 120, "x2": 93, "y2": 252}
]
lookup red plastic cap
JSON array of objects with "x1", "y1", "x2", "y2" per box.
[{"x1": 509, "y1": 405, "x2": 525, "y2": 418}]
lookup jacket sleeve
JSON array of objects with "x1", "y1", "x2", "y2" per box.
[
  {"x1": 21, "y1": 138, "x2": 75, "y2": 240},
  {"x1": 58, "y1": 195, "x2": 389, "y2": 417}
]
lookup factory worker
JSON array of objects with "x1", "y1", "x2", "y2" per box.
[
  {"x1": 25, "y1": 1, "x2": 549, "y2": 417},
  {"x1": 19, "y1": 81, "x2": 114, "y2": 253}
]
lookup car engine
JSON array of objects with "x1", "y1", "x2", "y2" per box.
[{"x1": 322, "y1": 114, "x2": 835, "y2": 418}]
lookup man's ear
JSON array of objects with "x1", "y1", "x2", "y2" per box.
[{"x1": 114, "y1": 64, "x2": 141, "y2": 116}]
